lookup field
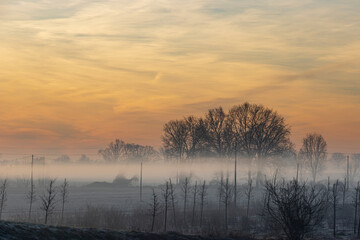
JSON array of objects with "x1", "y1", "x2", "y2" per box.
[{"x1": 0, "y1": 158, "x2": 357, "y2": 239}]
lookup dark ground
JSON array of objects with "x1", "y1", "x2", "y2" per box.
[{"x1": 0, "y1": 221, "x2": 255, "y2": 240}]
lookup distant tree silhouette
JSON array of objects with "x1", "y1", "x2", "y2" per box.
[
  {"x1": 228, "y1": 102, "x2": 293, "y2": 159},
  {"x1": 183, "y1": 116, "x2": 208, "y2": 158},
  {"x1": 162, "y1": 117, "x2": 208, "y2": 160},
  {"x1": 162, "y1": 120, "x2": 189, "y2": 160},
  {"x1": 204, "y1": 107, "x2": 234, "y2": 157},
  {"x1": 300, "y1": 133, "x2": 327, "y2": 182},
  {"x1": 78, "y1": 154, "x2": 91, "y2": 163},
  {"x1": 99, "y1": 139, "x2": 123, "y2": 162},
  {"x1": 99, "y1": 139, "x2": 158, "y2": 162},
  {"x1": 229, "y1": 102, "x2": 293, "y2": 186},
  {"x1": 54, "y1": 154, "x2": 71, "y2": 163},
  {"x1": 330, "y1": 153, "x2": 345, "y2": 167},
  {"x1": 162, "y1": 102, "x2": 293, "y2": 161}
]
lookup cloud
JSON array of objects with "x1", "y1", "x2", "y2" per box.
[{"x1": 0, "y1": 0, "x2": 360, "y2": 152}]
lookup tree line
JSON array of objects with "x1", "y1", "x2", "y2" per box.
[
  {"x1": 97, "y1": 102, "x2": 360, "y2": 186},
  {"x1": 161, "y1": 102, "x2": 294, "y2": 160}
]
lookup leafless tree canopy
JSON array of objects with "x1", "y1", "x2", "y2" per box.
[
  {"x1": 162, "y1": 117, "x2": 208, "y2": 160},
  {"x1": 162, "y1": 120, "x2": 189, "y2": 160},
  {"x1": 162, "y1": 102, "x2": 293, "y2": 161},
  {"x1": 184, "y1": 116, "x2": 208, "y2": 159},
  {"x1": 204, "y1": 107, "x2": 233, "y2": 157},
  {"x1": 300, "y1": 133, "x2": 327, "y2": 182},
  {"x1": 228, "y1": 102, "x2": 293, "y2": 159},
  {"x1": 99, "y1": 139, "x2": 159, "y2": 162},
  {"x1": 264, "y1": 179, "x2": 326, "y2": 240}
]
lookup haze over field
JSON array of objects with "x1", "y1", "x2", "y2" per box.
[{"x1": 0, "y1": 0, "x2": 360, "y2": 154}]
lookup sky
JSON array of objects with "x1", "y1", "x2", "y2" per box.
[{"x1": 0, "y1": 0, "x2": 359, "y2": 155}]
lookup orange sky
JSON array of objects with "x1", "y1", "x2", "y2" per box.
[{"x1": 0, "y1": 0, "x2": 359, "y2": 155}]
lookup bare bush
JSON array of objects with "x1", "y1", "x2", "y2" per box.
[{"x1": 264, "y1": 179, "x2": 326, "y2": 240}]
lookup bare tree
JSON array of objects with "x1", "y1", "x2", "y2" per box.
[
  {"x1": 218, "y1": 173, "x2": 224, "y2": 211},
  {"x1": 162, "y1": 120, "x2": 189, "y2": 160},
  {"x1": 199, "y1": 180, "x2": 207, "y2": 228},
  {"x1": 99, "y1": 139, "x2": 158, "y2": 162},
  {"x1": 191, "y1": 181, "x2": 198, "y2": 228},
  {"x1": 221, "y1": 178, "x2": 233, "y2": 232},
  {"x1": 332, "y1": 180, "x2": 339, "y2": 237},
  {"x1": 99, "y1": 139, "x2": 124, "y2": 162},
  {"x1": 183, "y1": 116, "x2": 208, "y2": 159},
  {"x1": 204, "y1": 107, "x2": 233, "y2": 157},
  {"x1": 228, "y1": 103, "x2": 293, "y2": 186},
  {"x1": 40, "y1": 179, "x2": 57, "y2": 224},
  {"x1": 245, "y1": 176, "x2": 253, "y2": 219},
  {"x1": 228, "y1": 102, "x2": 293, "y2": 158},
  {"x1": 300, "y1": 133, "x2": 327, "y2": 182},
  {"x1": 149, "y1": 188, "x2": 160, "y2": 232},
  {"x1": 27, "y1": 182, "x2": 36, "y2": 221},
  {"x1": 181, "y1": 177, "x2": 190, "y2": 222},
  {"x1": 354, "y1": 182, "x2": 360, "y2": 234},
  {"x1": 264, "y1": 179, "x2": 326, "y2": 240},
  {"x1": 162, "y1": 181, "x2": 170, "y2": 232},
  {"x1": 0, "y1": 179, "x2": 8, "y2": 220},
  {"x1": 59, "y1": 178, "x2": 69, "y2": 223},
  {"x1": 169, "y1": 179, "x2": 177, "y2": 229},
  {"x1": 28, "y1": 155, "x2": 35, "y2": 221}
]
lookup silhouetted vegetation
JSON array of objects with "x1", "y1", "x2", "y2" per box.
[
  {"x1": 162, "y1": 103, "x2": 294, "y2": 161},
  {"x1": 99, "y1": 139, "x2": 159, "y2": 162}
]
